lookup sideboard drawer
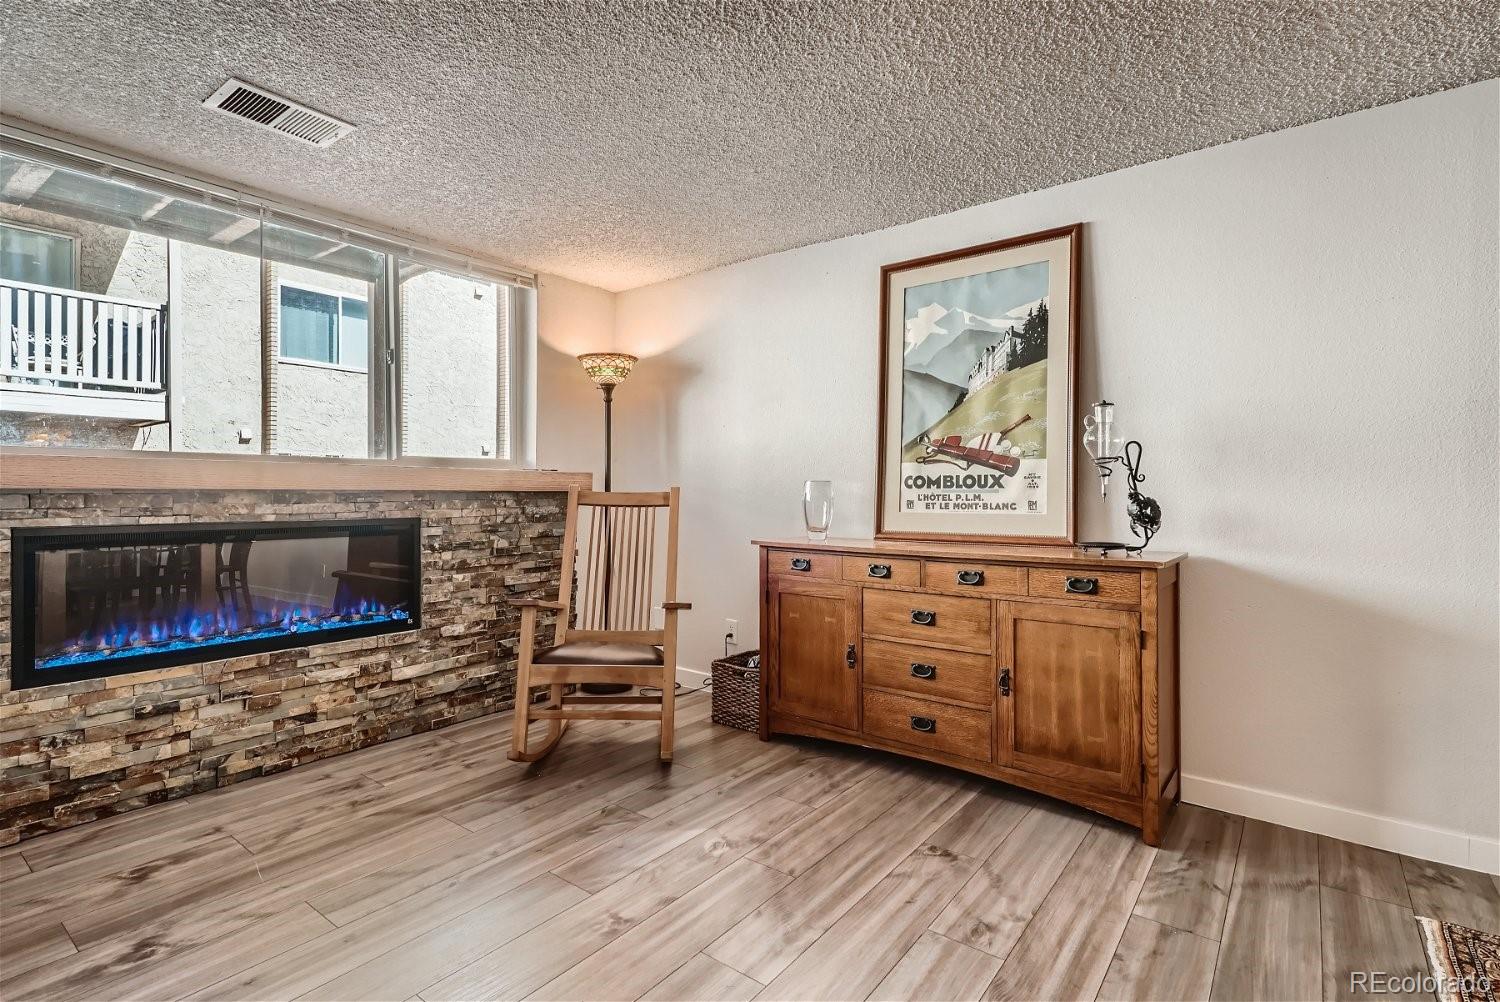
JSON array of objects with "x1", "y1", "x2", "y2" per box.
[
  {"x1": 863, "y1": 689, "x2": 992, "y2": 763},
  {"x1": 863, "y1": 639, "x2": 993, "y2": 707},
  {"x1": 1028, "y1": 568, "x2": 1141, "y2": 605},
  {"x1": 863, "y1": 590, "x2": 992, "y2": 652},
  {"x1": 767, "y1": 549, "x2": 838, "y2": 579},
  {"x1": 922, "y1": 560, "x2": 1024, "y2": 598},
  {"x1": 841, "y1": 556, "x2": 921, "y2": 588}
]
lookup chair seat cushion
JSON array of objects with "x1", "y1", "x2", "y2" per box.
[{"x1": 534, "y1": 641, "x2": 664, "y2": 667}]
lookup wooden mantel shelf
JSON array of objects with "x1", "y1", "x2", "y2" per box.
[{"x1": 0, "y1": 448, "x2": 593, "y2": 493}]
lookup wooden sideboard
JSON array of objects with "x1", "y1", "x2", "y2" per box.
[{"x1": 754, "y1": 537, "x2": 1185, "y2": 845}]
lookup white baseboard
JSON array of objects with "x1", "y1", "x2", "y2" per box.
[
  {"x1": 1182, "y1": 774, "x2": 1500, "y2": 875},
  {"x1": 675, "y1": 666, "x2": 710, "y2": 692}
]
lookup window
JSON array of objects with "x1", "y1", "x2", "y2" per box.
[
  {"x1": 0, "y1": 140, "x2": 533, "y2": 462},
  {"x1": 0, "y1": 221, "x2": 77, "y2": 288},
  {"x1": 278, "y1": 282, "x2": 369, "y2": 370}
]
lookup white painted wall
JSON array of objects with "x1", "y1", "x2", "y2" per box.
[
  {"x1": 536, "y1": 272, "x2": 613, "y2": 483},
  {"x1": 568, "y1": 82, "x2": 1500, "y2": 869}
]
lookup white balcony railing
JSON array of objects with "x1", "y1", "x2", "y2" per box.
[{"x1": 2, "y1": 279, "x2": 167, "y2": 396}]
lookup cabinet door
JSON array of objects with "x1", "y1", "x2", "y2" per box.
[
  {"x1": 768, "y1": 577, "x2": 860, "y2": 732},
  {"x1": 997, "y1": 601, "x2": 1140, "y2": 795}
]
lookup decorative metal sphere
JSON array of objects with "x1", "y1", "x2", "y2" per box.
[{"x1": 1127, "y1": 493, "x2": 1162, "y2": 533}]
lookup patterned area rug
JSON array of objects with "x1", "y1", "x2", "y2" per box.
[{"x1": 1418, "y1": 916, "x2": 1500, "y2": 1002}]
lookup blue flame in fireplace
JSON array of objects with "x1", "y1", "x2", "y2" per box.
[{"x1": 36, "y1": 600, "x2": 411, "y2": 671}]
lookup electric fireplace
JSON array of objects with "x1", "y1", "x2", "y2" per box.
[{"x1": 9, "y1": 519, "x2": 421, "y2": 690}]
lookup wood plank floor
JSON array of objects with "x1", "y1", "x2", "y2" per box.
[{"x1": 2, "y1": 691, "x2": 1496, "y2": 1001}]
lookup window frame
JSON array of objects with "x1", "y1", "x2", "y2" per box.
[
  {"x1": 0, "y1": 219, "x2": 81, "y2": 290},
  {"x1": 274, "y1": 277, "x2": 371, "y2": 373}
]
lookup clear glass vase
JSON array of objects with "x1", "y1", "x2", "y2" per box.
[{"x1": 803, "y1": 480, "x2": 833, "y2": 541}]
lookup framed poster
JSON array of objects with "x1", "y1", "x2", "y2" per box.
[{"x1": 876, "y1": 224, "x2": 1080, "y2": 544}]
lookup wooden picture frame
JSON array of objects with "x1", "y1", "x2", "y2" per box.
[{"x1": 876, "y1": 224, "x2": 1081, "y2": 545}]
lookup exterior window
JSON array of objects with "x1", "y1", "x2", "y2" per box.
[
  {"x1": 1, "y1": 145, "x2": 532, "y2": 461},
  {"x1": 0, "y1": 222, "x2": 76, "y2": 288},
  {"x1": 278, "y1": 283, "x2": 368, "y2": 370}
]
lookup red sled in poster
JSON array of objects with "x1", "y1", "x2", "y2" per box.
[{"x1": 914, "y1": 414, "x2": 1032, "y2": 477}]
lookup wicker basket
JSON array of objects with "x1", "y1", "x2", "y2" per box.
[{"x1": 711, "y1": 650, "x2": 761, "y2": 732}]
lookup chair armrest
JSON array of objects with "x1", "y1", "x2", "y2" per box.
[
  {"x1": 508, "y1": 598, "x2": 566, "y2": 610},
  {"x1": 660, "y1": 601, "x2": 693, "y2": 611}
]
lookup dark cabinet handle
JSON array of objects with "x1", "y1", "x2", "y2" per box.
[
  {"x1": 909, "y1": 662, "x2": 937, "y2": 680},
  {"x1": 998, "y1": 668, "x2": 1012, "y2": 696},
  {"x1": 909, "y1": 716, "x2": 936, "y2": 733},
  {"x1": 956, "y1": 569, "x2": 984, "y2": 586},
  {"x1": 867, "y1": 563, "x2": 892, "y2": 579},
  {"x1": 846, "y1": 644, "x2": 857, "y2": 668},
  {"x1": 910, "y1": 609, "x2": 936, "y2": 626},
  {"x1": 1065, "y1": 576, "x2": 1098, "y2": 595},
  {"x1": 790, "y1": 557, "x2": 811, "y2": 572}
]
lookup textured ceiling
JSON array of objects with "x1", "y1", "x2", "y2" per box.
[{"x1": 1, "y1": 0, "x2": 1496, "y2": 292}]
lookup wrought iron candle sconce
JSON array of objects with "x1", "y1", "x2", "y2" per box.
[{"x1": 1080, "y1": 401, "x2": 1161, "y2": 554}]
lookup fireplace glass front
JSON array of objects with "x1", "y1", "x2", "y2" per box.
[{"x1": 10, "y1": 519, "x2": 421, "y2": 689}]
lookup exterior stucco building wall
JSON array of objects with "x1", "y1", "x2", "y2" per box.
[
  {"x1": 267, "y1": 263, "x2": 370, "y2": 458},
  {"x1": 401, "y1": 270, "x2": 503, "y2": 459},
  {"x1": 168, "y1": 242, "x2": 262, "y2": 453}
]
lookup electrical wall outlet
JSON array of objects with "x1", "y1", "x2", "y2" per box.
[{"x1": 725, "y1": 618, "x2": 739, "y2": 646}]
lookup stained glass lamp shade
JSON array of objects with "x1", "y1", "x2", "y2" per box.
[{"x1": 578, "y1": 353, "x2": 638, "y2": 386}]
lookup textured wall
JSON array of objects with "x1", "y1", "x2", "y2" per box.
[
  {"x1": 0, "y1": 489, "x2": 567, "y2": 846},
  {"x1": 169, "y1": 242, "x2": 263, "y2": 453},
  {"x1": 587, "y1": 83, "x2": 1500, "y2": 866},
  {"x1": 401, "y1": 271, "x2": 501, "y2": 459}
]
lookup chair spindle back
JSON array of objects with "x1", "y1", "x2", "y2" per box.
[{"x1": 558, "y1": 488, "x2": 680, "y2": 642}]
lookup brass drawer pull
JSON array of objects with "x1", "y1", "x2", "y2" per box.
[
  {"x1": 867, "y1": 563, "x2": 892, "y2": 579},
  {"x1": 789, "y1": 557, "x2": 811, "y2": 572},
  {"x1": 1065, "y1": 576, "x2": 1098, "y2": 595},
  {"x1": 910, "y1": 609, "x2": 936, "y2": 626},
  {"x1": 956, "y1": 569, "x2": 984, "y2": 586},
  {"x1": 909, "y1": 715, "x2": 936, "y2": 733},
  {"x1": 909, "y1": 662, "x2": 937, "y2": 680}
]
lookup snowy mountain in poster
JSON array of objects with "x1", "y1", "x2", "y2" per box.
[
  {"x1": 906, "y1": 326, "x2": 1012, "y2": 388},
  {"x1": 900, "y1": 261, "x2": 1050, "y2": 450}
]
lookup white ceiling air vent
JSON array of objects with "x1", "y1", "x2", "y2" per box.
[{"x1": 203, "y1": 78, "x2": 355, "y2": 149}]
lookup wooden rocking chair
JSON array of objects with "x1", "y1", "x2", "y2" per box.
[{"x1": 508, "y1": 487, "x2": 690, "y2": 763}]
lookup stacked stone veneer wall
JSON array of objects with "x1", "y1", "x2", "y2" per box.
[{"x1": 0, "y1": 488, "x2": 567, "y2": 845}]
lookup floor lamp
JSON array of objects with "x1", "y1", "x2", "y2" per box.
[
  {"x1": 577, "y1": 352, "x2": 637, "y2": 492},
  {"x1": 577, "y1": 352, "x2": 638, "y2": 694}
]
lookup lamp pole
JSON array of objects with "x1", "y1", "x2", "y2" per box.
[
  {"x1": 601, "y1": 383, "x2": 614, "y2": 492},
  {"x1": 578, "y1": 353, "x2": 638, "y2": 695}
]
